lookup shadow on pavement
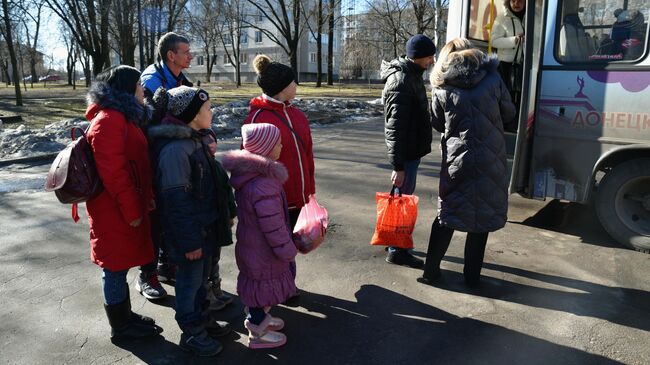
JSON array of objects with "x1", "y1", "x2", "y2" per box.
[
  {"x1": 106, "y1": 284, "x2": 620, "y2": 364},
  {"x1": 513, "y1": 199, "x2": 621, "y2": 250},
  {"x1": 229, "y1": 285, "x2": 621, "y2": 365},
  {"x1": 440, "y1": 257, "x2": 650, "y2": 332}
]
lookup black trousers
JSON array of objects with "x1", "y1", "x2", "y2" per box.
[
  {"x1": 422, "y1": 217, "x2": 489, "y2": 284},
  {"x1": 140, "y1": 210, "x2": 167, "y2": 276}
]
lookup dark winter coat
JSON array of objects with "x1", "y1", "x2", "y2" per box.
[
  {"x1": 85, "y1": 83, "x2": 154, "y2": 272},
  {"x1": 243, "y1": 95, "x2": 316, "y2": 210},
  {"x1": 213, "y1": 159, "x2": 237, "y2": 247},
  {"x1": 147, "y1": 116, "x2": 223, "y2": 263},
  {"x1": 381, "y1": 57, "x2": 433, "y2": 171},
  {"x1": 222, "y1": 149, "x2": 297, "y2": 308},
  {"x1": 431, "y1": 54, "x2": 516, "y2": 233}
]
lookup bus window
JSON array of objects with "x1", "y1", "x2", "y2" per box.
[
  {"x1": 468, "y1": 0, "x2": 499, "y2": 42},
  {"x1": 556, "y1": 0, "x2": 649, "y2": 63}
]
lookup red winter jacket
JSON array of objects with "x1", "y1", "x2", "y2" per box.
[
  {"x1": 85, "y1": 103, "x2": 154, "y2": 272},
  {"x1": 243, "y1": 95, "x2": 315, "y2": 210}
]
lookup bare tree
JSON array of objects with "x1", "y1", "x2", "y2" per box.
[
  {"x1": 109, "y1": 0, "x2": 137, "y2": 66},
  {"x1": 0, "y1": 42, "x2": 9, "y2": 85},
  {"x1": 365, "y1": 0, "x2": 410, "y2": 58},
  {"x1": 301, "y1": 0, "x2": 325, "y2": 86},
  {"x1": 46, "y1": 0, "x2": 112, "y2": 76},
  {"x1": 326, "y1": 0, "x2": 344, "y2": 85},
  {"x1": 60, "y1": 23, "x2": 76, "y2": 86},
  {"x1": 17, "y1": 0, "x2": 45, "y2": 87},
  {"x1": 0, "y1": 0, "x2": 23, "y2": 105},
  {"x1": 141, "y1": 0, "x2": 189, "y2": 65},
  {"x1": 216, "y1": 0, "x2": 247, "y2": 86},
  {"x1": 188, "y1": 0, "x2": 221, "y2": 82},
  {"x1": 245, "y1": 0, "x2": 308, "y2": 80}
]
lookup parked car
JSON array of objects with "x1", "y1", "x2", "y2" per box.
[{"x1": 39, "y1": 75, "x2": 61, "y2": 82}]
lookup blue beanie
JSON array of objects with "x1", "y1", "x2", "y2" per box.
[{"x1": 406, "y1": 34, "x2": 437, "y2": 59}]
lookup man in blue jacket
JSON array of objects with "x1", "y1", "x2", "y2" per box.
[
  {"x1": 141, "y1": 32, "x2": 194, "y2": 99},
  {"x1": 136, "y1": 32, "x2": 194, "y2": 301}
]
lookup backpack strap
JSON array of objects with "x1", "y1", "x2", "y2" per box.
[{"x1": 252, "y1": 108, "x2": 307, "y2": 152}]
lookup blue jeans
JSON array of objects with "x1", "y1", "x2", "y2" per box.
[
  {"x1": 175, "y1": 255, "x2": 212, "y2": 331},
  {"x1": 102, "y1": 268, "x2": 128, "y2": 305},
  {"x1": 389, "y1": 158, "x2": 420, "y2": 253}
]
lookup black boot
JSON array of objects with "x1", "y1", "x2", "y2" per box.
[
  {"x1": 125, "y1": 287, "x2": 157, "y2": 327},
  {"x1": 386, "y1": 248, "x2": 424, "y2": 268},
  {"x1": 104, "y1": 298, "x2": 161, "y2": 339}
]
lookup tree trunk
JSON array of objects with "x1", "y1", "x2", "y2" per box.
[
  {"x1": 327, "y1": 0, "x2": 334, "y2": 85},
  {"x1": 235, "y1": 62, "x2": 241, "y2": 87},
  {"x1": 30, "y1": 59, "x2": 36, "y2": 87},
  {"x1": 316, "y1": 0, "x2": 323, "y2": 87},
  {"x1": 2, "y1": 0, "x2": 22, "y2": 106},
  {"x1": 205, "y1": 51, "x2": 211, "y2": 83}
]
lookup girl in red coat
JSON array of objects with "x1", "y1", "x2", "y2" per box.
[
  {"x1": 243, "y1": 55, "x2": 316, "y2": 303},
  {"x1": 85, "y1": 65, "x2": 161, "y2": 340}
]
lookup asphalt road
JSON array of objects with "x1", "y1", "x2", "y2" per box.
[{"x1": 1, "y1": 117, "x2": 649, "y2": 365}]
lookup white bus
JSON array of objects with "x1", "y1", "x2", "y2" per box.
[{"x1": 447, "y1": 0, "x2": 650, "y2": 251}]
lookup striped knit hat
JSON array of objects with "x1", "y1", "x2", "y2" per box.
[{"x1": 242, "y1": 123, "x2": 281, "y2": 157}]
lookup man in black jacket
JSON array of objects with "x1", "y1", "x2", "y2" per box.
[{"x1": 380, "y1": 34, "x2": 436, "y2": 268}]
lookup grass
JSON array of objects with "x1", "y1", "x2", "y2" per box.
[{"x1": 0, "y1": 82, "x2": 383, "y2": 129}]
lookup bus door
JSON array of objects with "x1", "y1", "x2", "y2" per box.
[
  {"x1": 526, "y1": 0, "x2": 650, "y2": 204},
  {"x1": 451, "y1": 0, "x2": 546, "y2": 195}
]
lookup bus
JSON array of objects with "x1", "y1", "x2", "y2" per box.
[{"x1": 447, "y1": 0, "x2": 650, "y2": 252}]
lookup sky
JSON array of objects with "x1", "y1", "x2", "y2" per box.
[{"x1": 40, "y1": 0, "x2": 367, "y2": 71}]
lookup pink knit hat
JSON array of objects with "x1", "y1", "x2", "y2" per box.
[{"x1": 242, "y1": 123, "x2": 281, "y2": 157}]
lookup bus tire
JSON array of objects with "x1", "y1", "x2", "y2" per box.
[{"x1": 595, "y1": 158, "x2": 650, "y2": 253}]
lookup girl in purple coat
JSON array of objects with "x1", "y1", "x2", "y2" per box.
[{"x1": 222, "y1": 123, "x2": 297, "y2": 349}]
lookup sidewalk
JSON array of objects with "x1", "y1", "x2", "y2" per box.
[{"x1": 0, "y1": 117, "x2": 648, "y2": 364}]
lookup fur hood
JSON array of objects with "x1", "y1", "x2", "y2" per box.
[
  {"x1": 438, "y1": 53, "x2": 500, "y2": 89},
  {"x1": 380, "y1": 57, "x2": 424, "y2": 82},
  {"x1": 222, "y1": 149, "x2": 288, "y2": 190},
  {"x1": 86, "y1": 82, "x2": 151, "y2": 125}
]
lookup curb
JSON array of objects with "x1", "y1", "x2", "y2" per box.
[{"x1": 0, "y1": 153, "x2": 58, "y2": 168}]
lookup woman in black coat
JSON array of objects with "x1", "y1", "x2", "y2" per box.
[{"x1": 419, "y1": 43, "x2": 516, "y2": 287}]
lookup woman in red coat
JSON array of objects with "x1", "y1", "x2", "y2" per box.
[
  {"x1": 85, "y1": 65, "x2": 161, "y2": 340},
  {"x1": 243, "y1": 55, "x2": 316, "y2": 303}
]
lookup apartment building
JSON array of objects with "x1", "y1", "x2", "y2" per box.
[{"x1": 184, "y1": 3, "x2": 342, "y2": 83}]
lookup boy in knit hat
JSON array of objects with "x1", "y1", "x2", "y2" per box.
[
  {"x1": 147, "y1": 86, "x2": 231, "y2": 357},
  {"x1": 222, "y1": 123, "x2": 298, "y2": 349},
  {"x1": 379, "y1": 34, "x2": 436, "y2": 269}
]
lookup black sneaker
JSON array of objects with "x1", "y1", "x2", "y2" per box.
[
  {"x1": 385, "y1": 250, "x2": 424, "y2": 269},
  {"x1": 205, "y1": 320, "x2": 232, "y2": 337},
  {"x1": 135, "y1": 275, "x2": 168, "y2": 300},
  {"x1": 157, "y1": 263, "x2": 176, "y2": 283},
  {"x1": 179, "y1": 330, "x2": 223, "y2": 357}
]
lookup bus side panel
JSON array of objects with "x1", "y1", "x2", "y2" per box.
[{"x1": 531, "y1": 70, "x2": 650, "y2": 202}]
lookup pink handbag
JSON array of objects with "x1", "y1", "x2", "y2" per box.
[{"x1": 293, "y1": 195, "x2": 329, "y2": 253}]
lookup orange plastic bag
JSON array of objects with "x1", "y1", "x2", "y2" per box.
[{"x1": 370, "y1": 187, "x2": 419, "y2": 249}]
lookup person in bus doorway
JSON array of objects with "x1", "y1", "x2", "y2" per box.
[
  {"x1": 418, "y1": 43, "x2": 516, "y2": 288},
  {"x1": 380, "y1": 34, "x2": 436, "y2": 268},
  {"x1": 491, "y1": 0, "x2": 525, "y2": 111}
]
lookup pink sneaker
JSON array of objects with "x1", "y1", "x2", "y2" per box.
[
  {"x1": 244, "y1": 307, "x2": 285, "y2": 331},
  {"x1": 244, "y1": 316, "x2": 287, "y2": 349}
]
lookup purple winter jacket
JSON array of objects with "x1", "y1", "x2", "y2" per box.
[{"x1": 221, "y1": 149, "x2": 297, "y2": 308}]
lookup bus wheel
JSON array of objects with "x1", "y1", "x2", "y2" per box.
[{"x1": 595, "y1": 158, "x2": 650, "y2": 253}]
